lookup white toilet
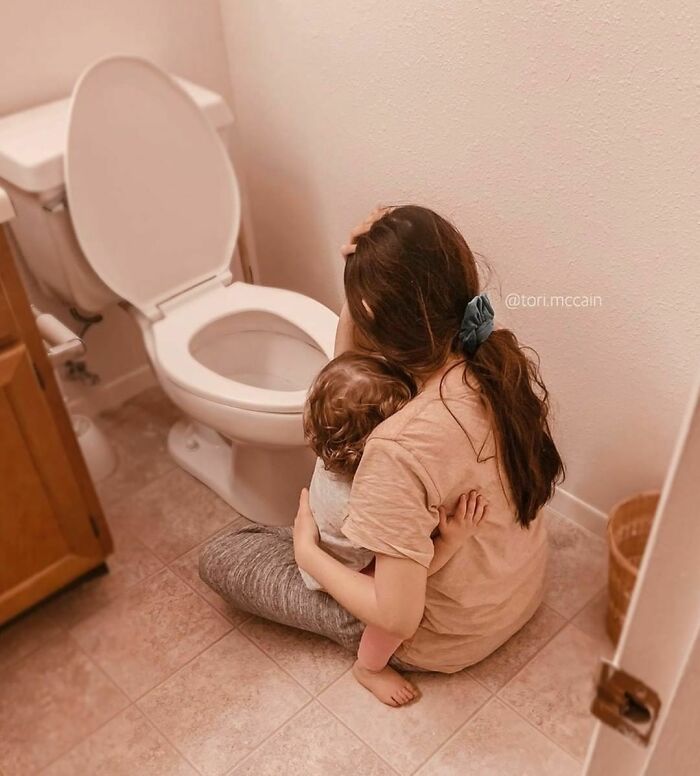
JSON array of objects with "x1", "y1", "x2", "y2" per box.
[{"x1": 1, "y1": 56, "x2": 337, "y2": 525}]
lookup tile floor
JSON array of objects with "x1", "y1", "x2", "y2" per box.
[{"x1": 0, "y1": 387, "x2": 613, "y2": 776}]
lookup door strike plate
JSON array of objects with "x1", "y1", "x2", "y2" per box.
[{"x1": 591, "y1": 659, "x2": 661, "y2": 746}]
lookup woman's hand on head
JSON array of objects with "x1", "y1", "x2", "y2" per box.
[
  {"x1": 437, "y1": 491, "x2": 487, "y2": 551},
  {"x1": 340, "y1": 205, "x2": 392, "y2": 259},
  {"x1": 334, "y1": 300, "x2": 375, "y2": 357},
  {"x1": 334, "y1": 301, "x2": 357, "y2": 358},
  {"x1": 293, "y1": 488, "x2": 320, "y2": 569}
]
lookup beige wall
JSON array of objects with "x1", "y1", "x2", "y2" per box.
[
  {"x1": 0, "y1": 0, "x2": 233, "y2": 114},
  {"x1": 219, "y1": 0, "x2": 700, "y2": 514},
  {"x1": 1, "y1": 1, "x2": 697, "y2": 516},
  {"x1": 0, "y1": 0, "x2": 235, "y2": 408}
]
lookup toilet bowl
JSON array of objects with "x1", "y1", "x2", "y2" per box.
[
  {"x1": 60, "y1": 55, "x2": 337, "y2": 525},
  {"x1": 138, "y1": 281, "x2": 335, "y2": 522}
]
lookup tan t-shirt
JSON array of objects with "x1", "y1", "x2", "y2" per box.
[{"x1": 342, "y1": 360, "x2": 548, "y2": 673}]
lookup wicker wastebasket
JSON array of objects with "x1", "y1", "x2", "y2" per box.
[{"x1": 606, "y1": 491, "x2": 660, "y2": 645}]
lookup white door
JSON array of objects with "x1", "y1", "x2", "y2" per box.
[{"x1": 584, "y1": 368, "x2": 700, "y2": 774}]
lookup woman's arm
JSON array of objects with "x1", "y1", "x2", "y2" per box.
[
  {"x1": 294, "y1": 490, "x2": 427, "y2": 639},
  {"x1": 334, "y1": 300, "x2": 356, "y2": 358}
]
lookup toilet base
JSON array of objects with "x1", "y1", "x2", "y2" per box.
[{"x1": 167, "y1": 418, "x2": 315, "y2": 526}]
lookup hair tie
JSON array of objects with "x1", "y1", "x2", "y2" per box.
[{"x1": 458, "y1": 293, "x2": 494, "y2": 356}]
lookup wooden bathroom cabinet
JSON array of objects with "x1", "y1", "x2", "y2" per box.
[{"x1": 0, "y1": 215, "x2": 112, "y2": 625}]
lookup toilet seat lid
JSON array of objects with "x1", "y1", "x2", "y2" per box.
[{"x1": 65, "y1": 56, "x2": 240, "y2": 318}]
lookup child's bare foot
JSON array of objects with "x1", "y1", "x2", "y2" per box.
[{"x1": 352, "y1": 659, "x2": 418, "y2": 706}]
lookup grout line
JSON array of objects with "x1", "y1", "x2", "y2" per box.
[
  {"x1": 488, "y1": 606, "x2": 609, "y2": 766},
  {"x1": 324, "y1": 698, "x2": 402, "y2": 776},
  {"x1": 315, "y1": 702, "x2": 402, "y2": 776},
  {"x1": 98, "y1": 452, "x2": 178, "y2": 509},
  {"x1": 226, "y1": 629, "x2": 399, "y2": 774},
  {"x1": 167, "y1": 566, "x2": 249, "y2": 630},
  {"x1": 105, "y1": 493, "x2": 242, "y2": 569},
  {"x1": 33, "y1": 687, "x2": 132, "y2": 775},
  {"x1": 566, "y1": 617, "x2": 614, "y2": 657},
  {"x1": 134, "y1": 708, "x2": 206, "y2": 776},
  {"x1": 484, "y1": 607, "x2": 570, "y2": 696},
  {"x1": 136, "y1": 632, "x2": 314, "y2": 776},
  {"x1": 134, "y1": 628, "x2": 242, "y2": 775},
  {"x1": 52, "y1": 565, "x2": 171, "y2": 635},
  {"x1": 220, "y1": 698, "x2": 317, "y2": 775},
  {"x1": 132, "y1": 702, "x2": 208, "y2": 776},
  {"x1": 63, "y1": 630, "x2": 131, "y2": 702},
  {"x1": 0, "y1": 627, "x2": 130, "y2": 747},
  {"x1": 237, "y1": 620, "x2": 354, "y2": 697},
  {"x1": 315, "y1": 668, "x2": 439, "y2": 776},
  {"x1": 411, "y1": 705, "x2": 490, "y2": 775},
  {"x1": 544, "y1": 571, "x2": 608, "y2": 621},
  {"x1": 133, "y1": 716, "x2": 207, "y2": 776},
  {"x1": 131, "y1": 626, "x2": 235, "y2": 705},
  {"x1": 466, "y1": 669, "x2": 494, "y2": 694},
  {"x1": 234, "y1": 627, "x2": 316, "y2": 698},
  {"x1": 310, "y1": 665, "x2": 354, "y2": 697},
  {"x1": 53, "y1": 527, "x2": 242, "y2": 636},
  {"x1": 56, "y1": 596, "x2": 235, "y2": 732},
  {"x1": 497, "y1": 692, "x2": 586, "y2": 763},
  {"x1": 0, "y1": 622, "x2": 60, "y2": 676},
  {"x1": 457, "y1": 602, "x2": 572, "y2": 701},
  {"x1": 545, "y1": 597, "x2": 599, "y2": 624},
  {"x1": 406, "y1": 685, "x2": 494, "y2": 775},
  {"x1": 34, "y1": 706, "x2": 136, "y2": 774},
  {"x1": 28, "y1": 558, "x2": 244, "y2": 772},
  {"x1": 565, "y1": 584, "x2": 608, "y2": 626}
]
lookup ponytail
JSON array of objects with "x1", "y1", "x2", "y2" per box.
[{"x1": 462, "y1": 329, "x2": 564, "y2": 527}]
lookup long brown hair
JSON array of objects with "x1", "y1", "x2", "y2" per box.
[{"x1": 344, "y1": 205, "x2": 564, "y2": 527}]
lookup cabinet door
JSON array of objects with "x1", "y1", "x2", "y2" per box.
[
  {"x1": 0, "y1": 270, "x2": 14, "y2": 347},
  {"x1": 0, "y1": 342, "x2": 104, "y2": 621}
]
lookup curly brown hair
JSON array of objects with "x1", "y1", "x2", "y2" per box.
[{"x1": 304, "y1": 353, "x2": 416, "y2": 477}]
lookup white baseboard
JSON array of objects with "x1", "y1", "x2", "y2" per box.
[
  {"x1": 548, "y1": 486, "x2": 608, "y2": 539},
  {"x1": 65, "y1": 363, "x2": 157, "y2": 417}
]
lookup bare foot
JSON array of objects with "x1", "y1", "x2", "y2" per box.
[{"x1": 352, "y1": 660, "x2": 418, "y2": 706}]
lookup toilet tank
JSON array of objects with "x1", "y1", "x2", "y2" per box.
[{"x1": 0, "y1": 76, "x2": 234, "y2": 314}]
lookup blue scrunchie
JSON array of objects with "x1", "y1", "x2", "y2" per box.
[{"x1": 458, "y1": 293, "x2": 494, "y2": 355}]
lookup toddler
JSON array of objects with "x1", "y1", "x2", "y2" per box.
[{"x1": 303, "y1": 352, "x2": 486, "y2": 705}]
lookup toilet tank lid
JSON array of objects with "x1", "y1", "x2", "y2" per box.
[{"x1": 0, "y1": 77, "x2": 233, "y2": 193}]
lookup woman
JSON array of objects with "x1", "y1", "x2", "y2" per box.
[{"x1": 200, "y1": 205, "x2": 563, "y2": 700}]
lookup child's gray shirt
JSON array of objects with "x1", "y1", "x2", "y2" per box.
[{"x1": 300, "y1": 458, "x2": 374, "y2": 591}]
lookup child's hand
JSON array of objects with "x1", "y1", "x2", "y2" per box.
[{"x1": 437, "y1": 491, "x2": 487, "y2": 550}]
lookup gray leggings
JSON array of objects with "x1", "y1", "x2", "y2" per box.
[{"x1": 198, "y1": 522, "x2": 419, "y2": 671}]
